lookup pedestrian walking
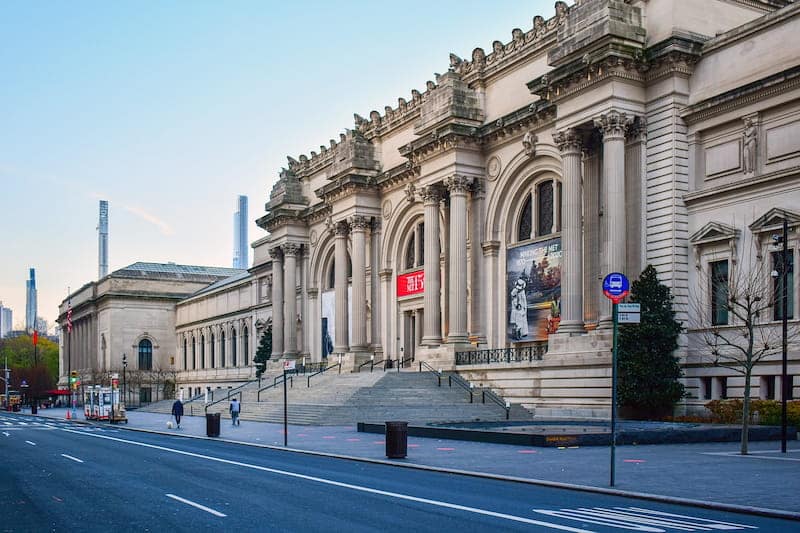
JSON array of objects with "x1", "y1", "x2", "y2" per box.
[
  {"x1": 171, "y1": 399, "x2": 184, "y2": 429},
  {"x1": 229, "y1": 398, "x2": 241, "y2": 426}
]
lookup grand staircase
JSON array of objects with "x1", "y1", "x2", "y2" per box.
[{"x1": 142, "y1": 369, "x2": 517, "y2": 426}]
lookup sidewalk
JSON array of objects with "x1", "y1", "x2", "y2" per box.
[{"x1": 36, "y1": 407, "x2": 800, "y2": 518}]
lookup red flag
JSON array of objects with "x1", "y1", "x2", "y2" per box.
[
  {"x1": 67, "y1": 298, "x2": 73, "y2": 333},
  {"x1": 32, "y1": 330, "x2": 38, "y2": 346}
]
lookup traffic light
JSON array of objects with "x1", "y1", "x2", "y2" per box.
[{"x1": 69, "y1": 371, "x2": 78, "y2": 389}]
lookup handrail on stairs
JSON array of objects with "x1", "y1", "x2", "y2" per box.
[
  {"x1": 448, "y1": 373, "x2": 474, "y2": 403},
  {"x1": 358, "y1": 357, "x2": 376, "y2": 373},
  {"x1": 204, "y1": 389, "x2": 245, "y2": 413},
  {"x1": 257, "y1": 375, "x2": 293, "y2": 401},
  {"x1": 480, "y1": 386, "x2": 511, "y2": 420},
  {"x1": 307, "y1": 362, "x2": 341, "y2": 388},
  {"x1": 418, "y1": 361, "x2": 442, "y2": 386},
  {"x1": 397, "y1": 356, "x2": 414, "y2": 371}
]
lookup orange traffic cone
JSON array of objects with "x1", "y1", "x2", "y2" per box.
[{"x1": 65, "y1": 410, "x2": 71, "y2": 420}]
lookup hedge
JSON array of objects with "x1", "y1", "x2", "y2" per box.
[{"x1": 705, "y1": 399, "x2": 800, "y2": 427}]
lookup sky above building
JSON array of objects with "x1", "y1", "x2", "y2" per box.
[{"x1": 0, "y1": 0, "x2": 553, "y2": 330}]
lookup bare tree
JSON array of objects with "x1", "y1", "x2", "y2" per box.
[{"x1": 690, "y1": 238, "x2": 798, "y2": 454}]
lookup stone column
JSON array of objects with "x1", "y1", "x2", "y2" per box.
[
  {"x1": 469, "y1": 178, "x2": 487, "y2": 345},
  {"x1": 554, "y1": 128, "x2": 584, "y2": 334},
  {"x1": 595, "y1": 111, "x2": 632, "y2": 329},
  {"x1": 334, "y1": 221, "x2": 350, "y2": 353},
  {"x1": 583, "y1": 149, "x2": 601, "y2": 327},
  {"x1": 446, "y1": 175, "x2": 472, "y2": 345},
  {"x1": 370, "y1": 220, "x2": 382, "y2": 351},
  {"x1": 349, "y1": 215, "x2": 369, "y2": 351},
  {"x1": 270, "y1": 247, "x2": 284, "y2": 359},
  {"x1": 282, "y1": 242, "x2": 300, "y2": 358},
  {"x1": 420, "y1": 185, "x2": 443, "y2": 346},
  {"x1": 482, "y1": 241, "x2": 500, "y2": 346},
  {"x1": 379, "y1": 268, "x2": 393, "y2": 356}
]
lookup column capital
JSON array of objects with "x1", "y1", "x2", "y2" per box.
[
  {"x1": 626, "y1": 116, "x2": 647, "y2": 142},
  {"x1": 481, "y1": 240, "x2": 501, "y2": 257},
  {"x1": 420, "y1": 184, "x2": 443, "y2": 205},
  {"x1": 553, "y1": 128, "x2": 582, "y2": 154},
  {"x1": 371, "y1": 218, "x2": 382, "y2": 234},
  {"x1": 334, "y1": 220, "x2": 350, "y2": 237},
  {"x1": 470, "y1": 177, "x2": 486, "y2": 197},
  {"x1": 269, "y1": 247, "x2": 283, "y2": 261},
  {"x1": 378, "y1": 268, "x2": 393, "y2": 281},
  {"x1": 594, "y1": 111, "x2": 633, "y2": 140},
  {"x1": 349, "y1": 215, "x2": 371, "y2": 232},
  {"x1": 444, "y1": 175, "x2": 473, "y2": 195},
  {"x1": 281, "y1": 242, "x2": 301, "y2": 257}
]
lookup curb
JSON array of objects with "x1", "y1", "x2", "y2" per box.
[{"x1": 86, "y1": 420, "x2": 800, "y2": 522}]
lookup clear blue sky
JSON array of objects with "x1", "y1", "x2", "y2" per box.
[{"x1": 0, "y1": 0, "x2": 554, "y2": 330}]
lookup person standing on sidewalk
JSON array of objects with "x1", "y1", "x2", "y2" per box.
[
  {"x1": 229, "y1": 398, "x2": 240, "y2": 426},
  {"x1": 171, "y1": 399, "x2": 184, "y2": 429}
]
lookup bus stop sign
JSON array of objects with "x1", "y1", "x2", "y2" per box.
[{"x1": 603, "y1": 272, "x2": 630, "y2": 304}]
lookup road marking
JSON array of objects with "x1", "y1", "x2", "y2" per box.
[
  {"x1": 25, "y1": 440, "x2": 36, "y2": 446},
  {"x1": 533, "y1": 506, "x2": 758, "y2": 532},
  {"x1": 166, "y1": 494, "x2": 226, "y2": 517},
  {"x1": 702, "y1": 451, "x2": 800, "y2": 462},
  {"x1": 2, "y1": 432, "x2": 8, "y2": 437},
  {"x1": 63, "y1": 429, "x2": 593, "y2": 532},
  {"x1": 61, "y1": 454, "x2": 84, "y2": 463}
]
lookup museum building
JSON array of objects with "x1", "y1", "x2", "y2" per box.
[{"x1": 60, "y1": 0, "x2": 800, "y2": 415}]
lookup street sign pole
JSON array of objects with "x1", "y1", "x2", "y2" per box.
[
  {"x1": 283, "y1": 369, "x2": 288, "y2": 447},
  {"x1": 611, "y1": 302, "x2": 618, "y2": 487}
]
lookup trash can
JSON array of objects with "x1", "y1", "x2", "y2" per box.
[
  {"x1": 385, "y1": 421, "x2": 408, "y2": 459},
  {"x1": 31, "y1": 403, "x2": 37, "y2": 415},
  {"x1": 206, "y1": 412, "x2": 220, "y2": 437}
]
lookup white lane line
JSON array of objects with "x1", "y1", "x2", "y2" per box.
[
  {"x1": 61, "y1": 454, "x2": 84, "y2": 463},
  {"x1": 2, "y1": 432, "x2": 9, "y2": 437},
  {"x1": 166, "y1": 494, "x2": 226, "y2": 517},
  {"x1": 702, "y1": 451, "x2": 800, "y2": 462},
  {"x1": 25, "y1": 440, "x2": 36, "y2": 446},
  {"x1": 63, "y1": 429, "x2": 592, "y2": 533}
]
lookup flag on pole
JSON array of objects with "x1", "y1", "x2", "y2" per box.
[
  {"x1": 67, "y1": 297, "x2": 73, "y2": 334},
  {"x1": 32, "y1": 330, "x2": 38, "y2": 346}
]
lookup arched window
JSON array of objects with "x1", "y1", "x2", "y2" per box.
[
  {"x1": 220, "y1": 331, "x2": 226, "y2": 367},
  {"x1": 403, "y1": 222, "x2": 425, "y2": 270},
  {"x1": 138, "y1": 339, "x2": 153, "y2": 370},
  {"x1": 515, "y1": 178, "x2": 560, "y2": 243},
  {"x1": 231, "y1": 328, "x2": 238, "y2": 366},
  {"x1": 191, "y1": 337, "x2": 196, "y2": 369},
  {"x1": 328, "y1": 260, "x2": 336, "y2": 289},
  {"x1": 405, "y1": 234, "x2": 416, "y2": 270},
  {"x1": 183, "y1": 338, "x2": 187, "y2": 370},
  {"x1": 200, "y1": 335, "x2": 205, "y2": 369},
  {"x1": 243, "y1": 326, "x2": 249, "y2": 365},
  {"x1": 210, "y1": 333, "x2": 215, "y2": 368}
]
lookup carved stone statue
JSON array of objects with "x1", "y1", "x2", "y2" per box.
[
  {"x1": 522, "y1": 131, "x2": 537, "y2": 157},
  {"x1": 742, "y1": 117, "x2": 757, "y2": 174}
]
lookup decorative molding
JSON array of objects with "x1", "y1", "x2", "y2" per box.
[
  {"x1": 553, "y1": 128, "x2": 582, "y2": 153},
  {"x1": 522, "y1": 131, "x2": 537, "y2": 158},
  {"x1": 382, "y1": 199, "x2": 393, "y2": 219},
  {"x1": 349, "y1": 215, "x2": 371, "y2": 231},
  {"x1": 420, "y1": 184, "x2": 444, "y2": 205},
  {"x1": 281, "y1": 242, "x2": 301, "y2": 257},
  {"x1": 444, "y1": 175, "x2": 473, "y2": 195},
  {"x1": 594, "y1": 111, "x2": 633, "y2": 140}
]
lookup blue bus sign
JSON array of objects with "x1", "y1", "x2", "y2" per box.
[{"x1": 603, "y1": 272, "x2": 629, "y2": 303}]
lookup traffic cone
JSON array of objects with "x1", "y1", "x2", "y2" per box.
[{"x1": 65, "y1": 410, "x2": 71, "y2": 420}]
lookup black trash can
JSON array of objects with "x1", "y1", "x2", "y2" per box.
[
  {"x1": 206, "y1": 412, "x2": 220, "y2": 437},
  {"x1": 31, "y1": 403, "x2": 37, "y2": 415},
  {"x1": 385, "y1": 421, "x2": 408, "y2": 459}
]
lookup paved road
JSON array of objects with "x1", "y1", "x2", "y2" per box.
[{"x1": 1, "y1": 413, "x2": 798, "y2": 532}]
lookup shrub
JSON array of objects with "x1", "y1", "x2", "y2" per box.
[{"x1": 705, "y1": 399, "x2": 800, "y2": 427}]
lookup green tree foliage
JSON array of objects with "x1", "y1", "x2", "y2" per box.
[
  {"x1": 254, "y1": 326, "x2": 272, "y2": 377},
  {"x1": 0, "y1": 335, "x2": 59, "y2": 398},
  {"x1": 617, "y1": 265, "x2": 685, "y2": 416}
]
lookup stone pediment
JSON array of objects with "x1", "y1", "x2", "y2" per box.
[
  {"x1": 748, "y1": 208, "x2": 800, "y2": 234},
  {"x1": 689, "y1": 222, "x2": 739, "y2": 245}
]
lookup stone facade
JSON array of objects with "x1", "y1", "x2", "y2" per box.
[{"x1": 68, "y1": 0, "x2": 800, "y2": 416}]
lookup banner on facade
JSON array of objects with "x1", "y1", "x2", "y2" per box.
[
  {"x1": 397, "y1": 270, "x2": 424, "y2": 297},
  {"x1": 506, "y1": 237, "x2": 562, "y2": 343}
]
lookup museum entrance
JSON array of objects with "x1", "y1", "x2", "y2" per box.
[{"x1": 400, "y1": 307, "x2": 422, "y2": 367}]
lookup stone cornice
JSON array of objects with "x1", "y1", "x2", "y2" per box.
[
  {"x1": 256, "y1": 204, "x2": 308, "y2": 232},
  {"x1": 683, "y1": 166, "x2": 800, "y2": 206},
  {"x1": 314, "y1": 173, "x2": 379, "y2": 205},
  {"x1": 680, "y1": 65, "x2": 800, "y2": 126},
  {"x1": 478, "y1": 101, "x2": 557, "y2": 147},
  {"x1": 399, "y1": 124, "x2": 482, "y2": 166}
]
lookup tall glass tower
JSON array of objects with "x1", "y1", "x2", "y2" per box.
[
  {"x1": 98, "y1": 200, "x2": 109, "y2": 278},
  {"x1": 25, "y1": 268, "x2": 37, "y2": 333},
  {"x1": 233, "y1": 195, "x2": 248, "y2": 269}
]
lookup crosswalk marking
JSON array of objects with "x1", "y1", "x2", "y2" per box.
[{"x1": 532, "y1": 507, "x2": 758, "y2": 532}]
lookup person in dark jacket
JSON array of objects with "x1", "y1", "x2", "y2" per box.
[{"x1": 171, "y1": 399, "x2": 184, "y2": 429}]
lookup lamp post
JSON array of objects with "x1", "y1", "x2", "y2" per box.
[
  {"x1": 122, "y1": 353, "x2": 128, "y2": 410},
  {"x1": 771, "y1": 217, "x2": 790, "y2": 454}
]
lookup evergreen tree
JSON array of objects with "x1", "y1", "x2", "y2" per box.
[
  {"x1": 254, "y1": 326, "x2": 272, "y2": 377},
  {"x1": 617, "y1": 265, "x2": 685, "y2": 417}
]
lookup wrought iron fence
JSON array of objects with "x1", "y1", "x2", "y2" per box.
[{"x1": 455, "y1": 344, "x2": 547, "y2": 366}]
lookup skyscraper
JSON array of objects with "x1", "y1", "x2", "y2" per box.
[
  {"x1": 0, "y1": 302, "x2": 12, "y2": 339},
  {"x1": 98, "y1": 200, "x2": 109, "y2": 278},
  {"x1": 25, "y1": 268, "x2": 37, "y2": 333},
  {"x1": 233, "y1": 195, "x2": 248, "y2": 269}
]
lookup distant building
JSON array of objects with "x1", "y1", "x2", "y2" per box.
[
  {"x1": 0, "y1": 303, "x2": 12, "y2": 338},
  {"x1": 233, "y1": 195, "x2": 248, "y2": 269},
  {"x1": 25, "y1": 268, "x2": 37, "y2": 333},
  {"x1": 98, "y1": 200, "x2": 109, "y2": 279}
]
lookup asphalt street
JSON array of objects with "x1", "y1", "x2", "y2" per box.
[{"x1": 1, "y1": 413, "x2": 798, "y2": 532}]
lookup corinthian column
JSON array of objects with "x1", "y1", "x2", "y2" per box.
[
  {"x1": 270, "y1": 247, "x2": 284, "y2": 359},
  {"x1": 554, "y1": 128, "x2": 584, "y2": 334},
  {"x1": 469, "y1": 178, "x2": 487, "y2": 344},
  {"x1": 420, "y1": 184, "x2": 443, "y2": 346},
  {"x1": 333, "y1": 221, "x2": 350, "y2": 353},
  {"x1": 350, "y1": 215, "x2": 369, "y2": 351},
  {"x1": 595, "y1": 111, "x2": 632, "y2": 328},
  {"x1": 282, "y1": 242, "x2": 300, "y2": 357},
  {"x1": 446, "y1": 175, "x2": 472, "y2": 345}
]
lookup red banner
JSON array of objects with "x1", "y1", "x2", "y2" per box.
[{"x1": 397, "y1": 270, "x2": 424, "y2": 297}]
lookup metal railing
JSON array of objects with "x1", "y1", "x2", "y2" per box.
[
  {"x1": 397, "y1": 356, "x2": 414, "y2": 371},
  {"x1": 446, "y1": 372, "x2": 510, "y2": 418},
  {"x1": 448, "y1": 373, "x2": 474, "y2": 403},
  {"x1": 203, "y1": 379, "x2": 260, "y2": 412},
  {"x1": 480, "y1": 387, "x2": 510, "y2": 420},
  {"x1": 358, "y1": 358, "x2": 377, "y2": 372},
  {"x1": 257, "y1": 375, "x2": 293, "y2": 401},
  {"x1": 205, "y1": 390, "x2": 243, "y2": 412},
  {"x1": 418, "y1": 361, "x2": 442, "y2": 386},
  {"x1": 307, "y1": 362, "x2": 341, "y2": 387},
  {"x1": 455, "y1": 344, "x2": 547, "y2": 366}
]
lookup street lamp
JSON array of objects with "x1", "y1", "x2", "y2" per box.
[
  {"x1": 122, "y1": 353, "x2": 128, "y2": 409},
  {"x1": 771, "y1": 216, "x2": 790, "y2": 454}
]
